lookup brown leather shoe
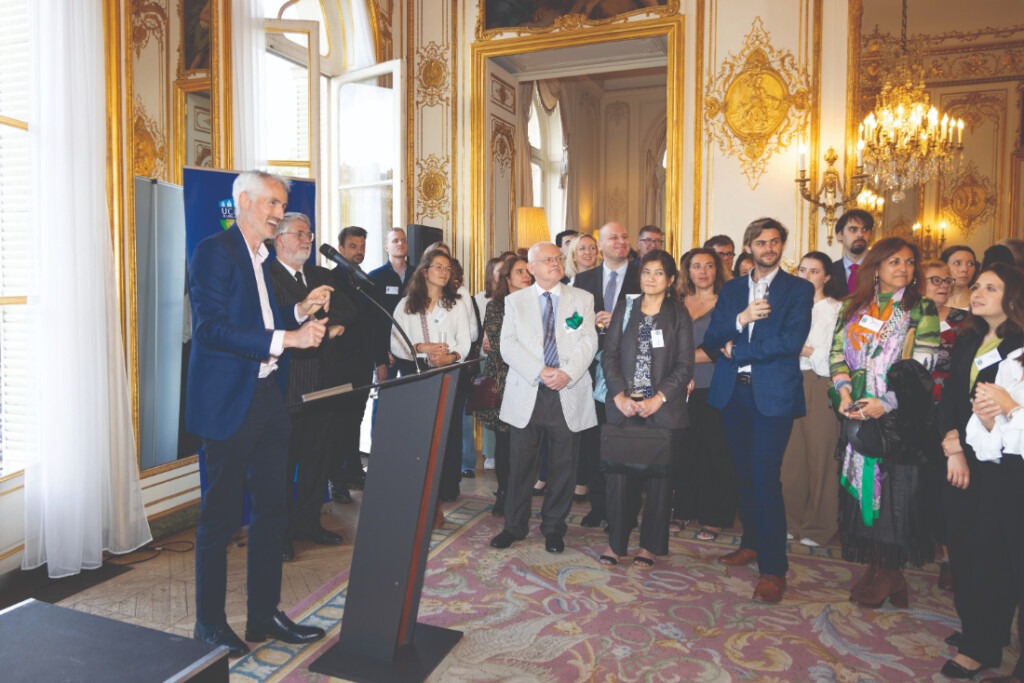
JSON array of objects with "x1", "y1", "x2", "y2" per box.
[
  {"x1": 850, "y1": 564, "x2": 878, "y2": 602},
  {"x1": 851, "y1": 568, "x2": 908, "y2": 609},
  {"x1": 718, "y1": 548, "x2": 758, "y2": 566},
  {"x1": 938, "y1": 561, "x2": 954, "y2": 591},
  {"x1": 753, "y1": 574, "x2": 786, "y2": 603}
]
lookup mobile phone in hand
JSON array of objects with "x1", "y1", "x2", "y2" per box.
[{"x1": 845, "y1": 401, "x2": 866, "y2": 413}]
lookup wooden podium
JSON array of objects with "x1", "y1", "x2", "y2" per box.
[{"x1": 305, "y1": 361, "x2": 477, "y2": 682}]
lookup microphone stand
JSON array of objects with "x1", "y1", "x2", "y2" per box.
[{"x1": 336, "y1": 267, "x2": 422, "y2": 375}]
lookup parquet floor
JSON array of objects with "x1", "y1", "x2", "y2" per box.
[{"x1": 55, "y1": 460, "x2": 498, "y2": 639}]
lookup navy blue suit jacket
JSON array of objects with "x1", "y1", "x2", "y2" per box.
[
  {"x1": 186, "y1": 227, "x2": 298, "y2": 440},
  {"x1": 367, "y1": 261, "x2": 410, "y2": 367},
  {"x1": 703, "y1": 269, "x2": 813, "y2": 418}
]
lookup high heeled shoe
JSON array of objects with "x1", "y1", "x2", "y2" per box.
[
  {"x1": 849, "y1": 564, "x2": 878, "y2": 602},
  {"x1": 851, "y1": 568, "x2": 908, "y2": 609}
]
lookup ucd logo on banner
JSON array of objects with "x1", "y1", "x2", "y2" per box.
[
  {"x1": 218, "y1": 198, "x2": 235, "y2": 230},
  {"x1": 183, "y1": 167, "x2": 317, "y2": 263}
]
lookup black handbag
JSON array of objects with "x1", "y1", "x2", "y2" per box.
[
  {"x1": 465, "y1": 372, "x2": 500, "y2": 413},
  {"x1": 599, "y1": 420, "x2": 672, "y2": 478}
]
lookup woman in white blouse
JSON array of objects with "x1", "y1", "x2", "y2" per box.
[{"x1": 780, "y1": 251, "x2": 844, "y2": 547}]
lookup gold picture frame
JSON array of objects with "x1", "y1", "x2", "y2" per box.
[{"x1": 476, "y1": 0, "x2": 679, "y2": 41}]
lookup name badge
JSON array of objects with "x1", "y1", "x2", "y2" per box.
[
  {"x1": 940, "y1": 320, "x2": 952, "y2": 333},
  {"x1": 651, "y1": 329, "x2": 665, "y2": 348},
  {"x1": 858, "y1": 315, "x2": 884, "y2": 333},
  {"x1": 433, "y1": 309, "x2": 448, "y2": 324},
  {"x1": 975, "y1": 348, "x2": 1002, "y2": 371},
  {"x1": 386, "y1": 286, "x2": 399, "y2": 295}
]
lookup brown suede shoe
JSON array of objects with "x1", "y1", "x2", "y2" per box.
[
  {"x1": 752, "y1": 574, "x2": 786, "y2": 603},
  {"x1": 718, "y1": 548, "x2": 758, "y2": 566}
]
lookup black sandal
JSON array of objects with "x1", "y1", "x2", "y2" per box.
[
  {"x1": 598, "y1": 554, "x2": 619, "y2": 566},
  {"x1": 633, "y1": 556, "x2": 655, "y2": 568}
]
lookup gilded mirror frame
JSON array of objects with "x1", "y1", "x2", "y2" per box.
[
  {"x1": 469, "y1": 14, "x2": 685, "y2": 283},
  {"x1": 173, "y1": 77, "x2": 219, "y2": 185}
]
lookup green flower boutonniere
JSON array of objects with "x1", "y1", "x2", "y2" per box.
[{"x1": 565, "y1": 312, "x2": 583, "y2": 330}]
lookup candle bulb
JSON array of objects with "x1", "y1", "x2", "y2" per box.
[
  {"x1": 799, "y1": 144, "x2": 807, "y2": 173},
  {"x1": 957, "y1": 119, "x2": 964, "y2": 145},
  {"x1": 857, "y1": 140, "x2": 865, "y2": 167}
]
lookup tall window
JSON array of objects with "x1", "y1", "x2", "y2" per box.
[
  {"x1": 0, "y1": 0, "x2": 32, "y2": 472},
  {"x1": 527, "y1": 89, "x2": 565, "y2": 233}
]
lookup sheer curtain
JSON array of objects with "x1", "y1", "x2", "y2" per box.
[
  {"x1": 22, "y1": 0, "x2": 151, "y2": 578},
  {"x1": 349, "y1": 0, "x2": 377, "y2": 69},
  {"x1": 232, "y1": 0, "x2": 266, "y2": 169},
  {"x1": 516, "y1": 82, "x2": 534, "y2": 209}
]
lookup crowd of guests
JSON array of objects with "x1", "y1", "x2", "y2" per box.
[{"x1": 186, "y1": 170, "x2": 1022, "y2": 680}]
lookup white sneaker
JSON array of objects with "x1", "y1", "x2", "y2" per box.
[
  {"x1": 786, "y1": 533, "x2": 795, "y2": 540},
  {"x1": 799, "y1": 538, "x2": 820, "y2": 547},
  {"x1": 483, "y1": 458, "x2": 495, "y2": 470}
]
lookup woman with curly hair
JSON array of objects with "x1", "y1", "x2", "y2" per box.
[{"x1": 830, "y1": 236, "x2": 939, "y2": 608}]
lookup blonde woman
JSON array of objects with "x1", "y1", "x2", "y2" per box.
[{"x1": 564, "y1": 232, "x2": 600, "y2": 284}]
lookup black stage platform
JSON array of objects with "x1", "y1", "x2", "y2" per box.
[{"x1": 0, "y1": 598, "x2": 228, "y2": 682}]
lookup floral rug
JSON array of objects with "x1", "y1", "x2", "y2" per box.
[{"x1": 231, "y1": 497, "x2": 1018, "y2": 682}]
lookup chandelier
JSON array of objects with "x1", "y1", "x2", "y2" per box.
[{"x1": 858, "y1": 0, "x2": 963, "y2": 203}]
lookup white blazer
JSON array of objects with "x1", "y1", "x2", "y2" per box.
[{"x1": 499, "y1": 283, "x2": 598, "y2": 432}]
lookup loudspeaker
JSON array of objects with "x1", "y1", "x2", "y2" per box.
[{"x1": 407, "y1": 224, "x2": 443, "y2": 268}]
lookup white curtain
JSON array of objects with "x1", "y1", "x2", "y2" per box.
[
  {"x1": 349, "y1": 0, "x2": 377, "y2": 69},
  {"x1": 23, "y1": 0, "x2": 151, "y2": 578},
  {"x1": 516, "y1": 82, "x2": 534, "y2": 209},
  {"x1": 559, "y1": 81, "x2": 583, "y2": 233},
  {"x1": 232, "y1": 0, "x2": 266, "y2": 169}
]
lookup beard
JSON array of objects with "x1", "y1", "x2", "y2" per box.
[
  {"x1": 849, "y1": 240, "x2": 867, "y2": 256},
  {"x1": 752, "y1": 250, "x2": 780, "y2": 269}
]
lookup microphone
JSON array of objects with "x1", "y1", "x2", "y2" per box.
[{"x1": 319, "y1": 244, "x2": 374, "y2": 287}]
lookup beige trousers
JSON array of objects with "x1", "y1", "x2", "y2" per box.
[{"x1": 781, "y1": 371, "x2": 841, "y2": 545}]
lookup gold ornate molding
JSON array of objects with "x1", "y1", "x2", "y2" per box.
[
  {"x1": 131, "y1": 0, "x2": 168, "y2": 56},
  {"x1": 490, "y1": 75, "x2": 516, "y2": 115},
  {"x1": 415, "y1": 42, "x2": 451, "y2": 107},
  {"x1": 416, "y1": 154, "x2": 451, "y2": 219},
  {"x1": 475, "y1": 0, "x2": 679, "y2": 41},
  {"x1": 133, "y1": 97, "x2": 168, "y2": 177},
  {"x1": 704, "y1": 17, "x2": 810, "y2": 189},
  {"x1": 941, "y1": 161, "x2": 997, "y2": 237},
  {"x1": 490, "y1": 118, "x2": 514, "y2": 174},
  {"x1": 944, "y1": 90, "x2": 1006, "y2": 131}
]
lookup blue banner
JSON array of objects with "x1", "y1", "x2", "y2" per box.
[{"x1": 182, "y1": 167, "x2": 317, "y2": 262}]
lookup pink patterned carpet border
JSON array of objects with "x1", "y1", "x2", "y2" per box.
[{"x1": 231, "y1": 497, "x2": 1019, "y2": 682}]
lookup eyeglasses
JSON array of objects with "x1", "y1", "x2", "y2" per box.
[
  {"x1": 638, "y1": 238, "x2": 664, "y2": 246},
  {"x1": 281, "y1": 231, "x2": 314, "y2": 242},
  {"x1": 535, "y1": 256, "x2": 566, "y2": 265},
  {"x1": 927, "y1": 276, "x2": 956, "y2": 287},
  {"x1": 715, "y1": 251, "x2": 735, "y2": 258},
  {"x1": 429, "y1": 264, "x2": 452, "y2": 273}
]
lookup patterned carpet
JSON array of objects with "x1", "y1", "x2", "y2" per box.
[{"x1": 231, "y1": 497, "x2": 1018, "y2": 682}]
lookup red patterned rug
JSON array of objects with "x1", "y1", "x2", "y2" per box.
[{"x1": 231, "y1": 497, "x2": 1018, "y2": 682}]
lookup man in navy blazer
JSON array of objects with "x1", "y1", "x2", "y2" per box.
[
  {"x1": 186, "y1": 171, "x2": 332, "y2": 656},
  {"x1": 704, "y1": 217, "x2": 813, "y2": 604}
]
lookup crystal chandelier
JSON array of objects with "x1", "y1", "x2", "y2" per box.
[{"x1": 858, "y1": 0, "x2": 963, "y2": 203}]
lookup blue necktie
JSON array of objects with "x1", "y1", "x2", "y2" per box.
[
  {"x1": 542, "y1": 292, "x2": 559, "y2": 368},
  {"x1": 603, "y1": 269, "x2": 618, "y2": 311}
]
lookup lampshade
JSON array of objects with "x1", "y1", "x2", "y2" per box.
[{"x1": 516, "y1": 207, "x2": 549, "y2": 250}]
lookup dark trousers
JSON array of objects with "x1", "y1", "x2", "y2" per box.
[
  {"x1": 504, "y1": 386, "x2": 580, "y2": 538},
  {"x1": 285, "y1": 406, "x2": 330, "y2": 534},
  {"x1": 195, "y1": 378, "x2": 290, "y2": 627},
  {"x1": 584, "y1": 401, "x2": 608, "y2": 517},
  {"x1": 329, "y1": 389, "x2": 369, "y2": 486},
  {"x1": 719, "y1": 382, "x2": 794, "y2": 577},
  {"x1": 673, "y1": 388, "x2": 737, "y2": 528},
  {"x1": 960, "y1": 458, "x2": 1024, "y2": 673},
  {"x1": 494, "y1": 427, "x2": 511, "y2": 495},
  {"x1": 607, "y1": 427, "x2": 676, "y2": 557}
]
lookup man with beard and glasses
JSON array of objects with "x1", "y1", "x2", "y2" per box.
[
  {"x1": 704, "y1": 217, "x2": 813, "y2": 604},
  {"x1": 831, "y1": 209, "x2": 874, "y2": 294}
]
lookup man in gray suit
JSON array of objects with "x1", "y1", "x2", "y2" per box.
[{"x1": 490, "y1": 242, "x2": 598, "y2": 553}]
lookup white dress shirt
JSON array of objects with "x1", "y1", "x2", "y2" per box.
[
  {"x1": 801, "y1": 297, "x2": 842, "y2": 377},
  {"x1": 736, "y1": 266, "x2": 780, "y2": 373},
  {"x1": 965, "y1": 347, "x2": 1024, "y2": 463},
  {"x1": 250, "y1": 241, "x2": 285, "y2": 378},
  {"x1": 391, "y1": 295, "x2": 472, "y2": 362},
  {"x1": 601, "y1": 262, "x2": 628, "y2": 310}
]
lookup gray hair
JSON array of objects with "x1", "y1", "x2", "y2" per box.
[
  {"x1": 232, "y1": 170, "x2": 291, "y2": 212},
  {"x1": 275, "y1": 212, "x2": 310, "y2": 237},
  {"x1": 527, "y1": 241, "x2": 557, "y2": 262}
]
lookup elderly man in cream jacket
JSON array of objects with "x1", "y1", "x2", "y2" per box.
[{"x1": 490, "y1": 241, "x2": 598, "y2": 554}]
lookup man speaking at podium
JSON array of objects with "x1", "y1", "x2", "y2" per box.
[{"x1": 186, "y1": 170, "x2": 331, "y2": 657}]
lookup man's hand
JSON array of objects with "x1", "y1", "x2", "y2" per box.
[
  {"x1": 635, "y1": 396, "x2": 663, "y2": 418},
  {"x1": 328, "y1": 325, "x2": 345, "y2": 339},
  {"x1": 284, "y1": 318, "x2": 327, "y2": 349},
  {"x1": 613, "y1": 392, "x2": 638, "y2": 416},
  {"x1": 297, "y1": 284, "x2": 334, "y2": 318},
  {"x1": 481, "y1": 334, "x2": 492, "y2": 354},
  {"x1": 721, "y1": 340, "x2": 734, "y2": 359},
  {"x1": 540, "y1": 367, "x2": 570, "y2": 391},
  {"x1": 595, "y1": 311, "x2": 613, "y2": 328},
  {"x1": 801, "y1": 345, "x2": 814, "y2": 357},
  {"x1": 941, "y1": 429, "x2": 964, "y2": 458},
  {"x1": 375, "y1": 364, "x2": 388, "y2": 383},
  {"x1": 388, "y1": 352, "x2": 396, "y2": 366},
  {"x1": 738, "y1": 298, "x2": 771, "y2": 326}
]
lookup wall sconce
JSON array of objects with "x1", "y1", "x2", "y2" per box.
[
  {"x1": 795, "y1": 145, "x2": 868, "y2": 246},
  {"x1": 516, "y1": 207, "x2": 550, "y2": 251},
  {"x1": 911, "y1": 220, "x2": 947, "y2": 260}
]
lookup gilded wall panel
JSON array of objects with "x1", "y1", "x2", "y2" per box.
[
  {"x1": 131, "y1": 0, "x2": 171, "y2": 181},
  {"x1": 489, "y1": 117, "x2": 515, "y2": 254},
  {"x1": 703, "y1": 17, "x2": 811, "y2": 189}
]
